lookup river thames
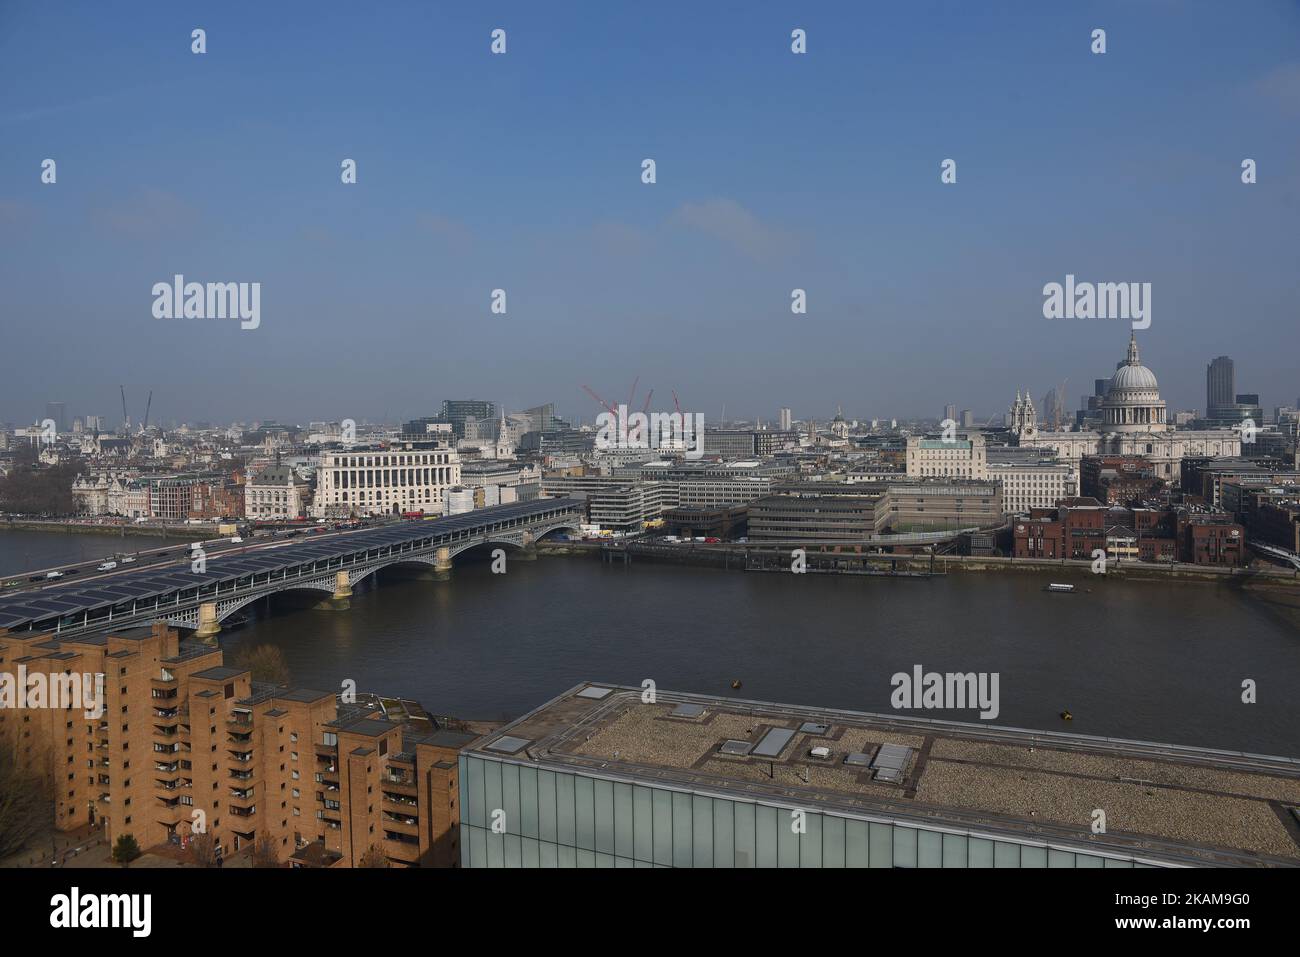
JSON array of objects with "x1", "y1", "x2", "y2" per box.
[
  {"x1": 3, "y1": 530, "x2": 1297, "y2": 755},
  {"x1": 221, "y1": 551, "x2": 1300, "y2": 756}
]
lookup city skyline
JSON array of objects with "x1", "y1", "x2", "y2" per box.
[
  {"x1": 6, "y1": 342, "x2": 1289, "y2": 434},
  {"x1": 2, "y1": 1, "x2": 1298, "y2": 422}
]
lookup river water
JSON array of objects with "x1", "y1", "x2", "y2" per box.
[
  {"x1": 0, "y1": 528, "x2": 174, "y2": 577},
  {"x1": 226, "y1": 551, "x2": 1300, "y2": 756},
  {"x1": 5, "y1": 532, "x2": 1298, "y2": 755}
]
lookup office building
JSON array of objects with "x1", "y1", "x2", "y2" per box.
[
  {"x1": 439, "y1": 400, "x2": 496, "y2": 439},
  {"x1": 906, "y1": 433, "x2": 988, "y2": 480},
  {"x1": 588, "y1": 483, "x2": 679, "y2": 531},
  {"x1": 245, "y1": 464, "x2": 309, "y2": 521},
  {"x1": 312, "y1": 442, "x2": 461, "y2": 518},
  {"x1": 1206, "y1": 356, "x2": 1235, "y2": 419},
  {"x1": 459, "y1": 684, "x2": 1300, "y2": 867}
]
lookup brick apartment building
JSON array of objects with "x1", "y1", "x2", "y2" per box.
[
  {"x1": 1250, "y1": 499, "x2": 1300, "y2": 554},
  {"x1": 1079, "y1": 455, "x2": 1165, "y2": 505},
  {"x1": 1013, "y1": 498, "x2": 1244, "y2": 565},
  {"x1": 0, "y1": 622, "x2": 470, "y2": 867}
]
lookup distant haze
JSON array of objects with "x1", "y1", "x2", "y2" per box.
[{"x1": 1, "y1": 1, "x2": 1297, "y2": 425}]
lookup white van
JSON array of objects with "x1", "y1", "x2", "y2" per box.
[{"x1": 97, "y1": 561, "x2": 118, "y2": 572}]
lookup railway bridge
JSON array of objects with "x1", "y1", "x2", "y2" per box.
[{"x1": 0, "y1": 499, "x2": 584, "y2": 641}]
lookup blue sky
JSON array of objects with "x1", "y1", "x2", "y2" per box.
[{"x1": 1, "y1": 0, "x2": 1297, "y2": 426}]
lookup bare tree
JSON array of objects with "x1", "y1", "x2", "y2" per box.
[
  {"x1": 188, "y1": 830, "x2": 218, "y2": 867},
  {"x1": 358, "y1": 844, "x2": 387, "y2": 868},
  {"x1": 233, "y1": 644, "x2": 291, "y2": 686},
  {"x1": 0, "y1": 746, "x2": 53, "y2": 859},
  {"x1": 251, "y1": 831, "x2": 280, "y2": 868}
]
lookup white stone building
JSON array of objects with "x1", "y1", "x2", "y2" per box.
[
  {"x1": 986, "y1": 461, "x2": 1074, "y2": 515},
  {"x1": 312, "y1": 443, "x2": 461, "y2": 518},
  {"x1": 244, "y1": 464, "x2": 310, "y2": 521},
  {"x1": 906, "y1": 432, "x2": 989, "y2": 480}
]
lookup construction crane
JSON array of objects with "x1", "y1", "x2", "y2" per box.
[
  {"x1": 141, "y1": 390, "x2": 153, "y2": 433},
  {"x1": 119, "y1": 385, "x2": 129, "y2": 434},
  {"x1": 581, "y1": 384, "x2": 618, "y2": 425}
]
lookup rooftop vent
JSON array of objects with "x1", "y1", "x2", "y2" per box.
[
  {"x1": 843, "y1": 752, "x2": 873, "y2": 767},
  {"x1": 718, "y1": 740, "x2": 753, "y2": 756},
  {"x1": 872, "y1": 743, "x2": 912, "y2": 772},
  {"x1": 670, "y1": 703, "x2": 706, "y2": 718},
  {"x1": 800, "y1": 722, "x2": 830, "y2": 736},
  {"x1": 809, "y1": 746, "x2": 831, "y2": 760},
  {"x1": 871, "y1": 744, "x2": 912, "y2": 783},
  {"x1": 484, "y1": 735, "x2": 530, "y2": 754},
  {"x1": 752, "y1": 726, "x2": 796, "y2": 758}
]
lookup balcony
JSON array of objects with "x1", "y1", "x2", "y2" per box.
[
  {"x1": 383, "y1": 778, "x2": 417, "y2": 798},
  {"x1": 382, "y1": 810, "x2": 419, "y2": 831}
]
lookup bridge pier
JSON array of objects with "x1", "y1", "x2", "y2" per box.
[
  {"x1": 433, "y1": 546, "x2": 453, "y2": 581},
  {"x1": 194, "y1": 603, "x2": 220, "y2": 643},
  {"x1": 515, "y1": 531, "x2": 539, "y2": 562},
  {"x1": 317, "y1": 571, "x2": 353, "y2": 610}
]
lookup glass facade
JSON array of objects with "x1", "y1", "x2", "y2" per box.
[{"x1": 459, "y1": 755, "x2": 1159, "y2": 869}]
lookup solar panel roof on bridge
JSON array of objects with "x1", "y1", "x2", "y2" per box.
[{"x1": 0, "y1": 498, "x2": 579, "y2": 632}]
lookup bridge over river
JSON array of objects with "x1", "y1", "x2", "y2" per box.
[{"x1": 0, "y1": 499, "x2": 584, "y2": 640}]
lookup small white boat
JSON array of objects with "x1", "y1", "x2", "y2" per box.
[{"x1": 1045, "y1": 583, "x2": 1075, "y2": 593}]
